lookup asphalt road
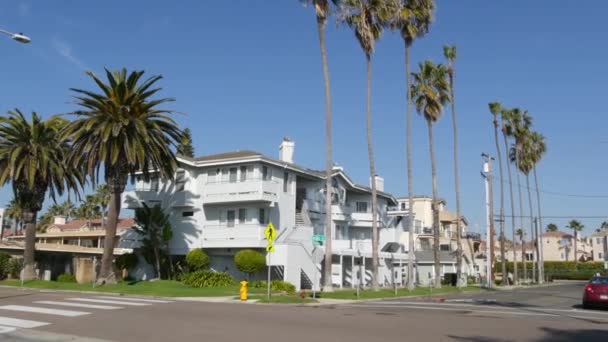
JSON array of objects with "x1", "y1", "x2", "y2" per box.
[{"x1": 0, "y1": 282, "x2": 606, "y2": 341}]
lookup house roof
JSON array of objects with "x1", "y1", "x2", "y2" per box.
[
  {"x1": 48, "y1": 218, "x2": 135, "y2": 232},
  {"x1": 591, "y1": 230, "x2": 608, "y2": 237},
  {"x1": 180, "y1": 150, "x2": 262, "y2": 163},
  {"x1": 542, "y1": 231, "x2": 573, "y2": 238}
]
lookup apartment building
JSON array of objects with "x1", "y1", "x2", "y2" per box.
[
  {"x1": 122, "y1": 139, "x2": 407, "y2": 290},
  {"x1": 591, "y1": 230, "x2": 608, "y2": 262},
  {"x1": 393, "y1": 196, "x2": 478, "y2": 285}
]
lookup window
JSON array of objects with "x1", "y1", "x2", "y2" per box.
[
  {"x1": 149, "y1": 176, "x2": 159, "y2": 191},
  {"x1": 175, "y1": 170, "x2": 186, "y2": 191},
  {"x1": 227, "y1": 210, "x2": 236, "y2": 227},
  {"x1": 440, "y1": 244, "x2": 450, "y2": 251},
  {"x1": 400, "y1": 202, "x2": 406, "y2": 210},
  {"x1": 262, "y1": 166, "x2": 271, "y2": 180},
  {"x1": 600, "y1": 253, "x2": 603, "y2": 260},
  {"x1": 240, "y1": 166, "x2": 247, "y2": 182},
  {"x1": 238, "y1": 208, "x2": 247, "y2": 223},
  {"x1": 355, "y1": 201, "x2": 368, "y2": 213},
  {"x1": 208, "y1": 170, "x2": 217, "y2": 183},
  {"x1": 598, "y1": 238, "x2": 602, "y2": 245},
  {"x1": 258, "y1": 208, "x2": 266, "y2": 225},
  {"x1": 283, "y1": 171, "x2": 289, "y2": 193},
  {"x1": 335, "y1": 225, "x2": 347, "y2": 240},
  {"x1": 182, "y1": 211, "x2": 194, "y2": 217},
  {"x1": 229, "y1": 167, "x2": 238, "y2": 183},
  {"x1": 349, "y1": 227, "x2": 371, "y2": 240}
]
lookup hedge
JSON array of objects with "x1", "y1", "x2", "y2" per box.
[
  {"x1": 234, "y1": 249, "x2": 266, "y2": 276},
  {"x1": 0, "y1": 252, "x2": 10, "y2": 280},
  {"x1": 248, "y1": 280, "x2": 296, "y2": 294},
  {"x1": 182, "y1": 270, "x2": 236, "y2": 288},
  {"x1": 185, "y1": 249, "x2": 210, "y2": 271},
  {"x1": 57, "y1": 273, "x2": 77, "y2": 283},
  {"x1": 505, "y1": 261, "x2": 605, "y2": 274}
]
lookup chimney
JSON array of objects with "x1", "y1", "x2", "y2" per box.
[
  {"x1": 279, "y1": 137, "x2": 295, "y2": 164},
  {"x1": 370, "y1": 175, "x2": 384, "y2": 192},
  {"x1": 53, "y1": 216, "x2": 67, "y2": 225}
]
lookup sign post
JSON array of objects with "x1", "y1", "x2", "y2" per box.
[
  {"x1": 310, "y1": 239, "x2": 325, "y2": 299},
  {"x1": 264, "y1": 223, "x2": 277, "y2": 301}
]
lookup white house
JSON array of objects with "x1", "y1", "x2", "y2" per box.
[{"x1": 122, "y1": 139, "x2": 408, "y2": 290}]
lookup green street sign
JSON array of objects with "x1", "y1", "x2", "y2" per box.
[{"x1": 312, "y1": 235, "x2": 326, "y2": 242}]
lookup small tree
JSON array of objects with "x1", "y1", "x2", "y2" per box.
[
  {"x1": 546, "y1": 223, "x2": 558, "y2": 232},
  {"x1": 115, "y1": 253, "x2": 138, "y2": 280},
  {"x1": 234, "y1": 249, "x2": 265, "y2": 279},
  {"x1": 134, "y1": 204, "x2": 174, "y2": 279},
  {"x1": 186, "y1": 249, "x2": 210, "y2": 271},
  {"x1": 177, "y1": 128, "x2": 195, "y2": 158}
]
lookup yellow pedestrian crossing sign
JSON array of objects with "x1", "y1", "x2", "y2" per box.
[
  {"x1": 264, "y1": 223, "x2": 277, "y2": 242},
  {"x1": 266, "y1": 245, "x2": 275, "y2": 253}
]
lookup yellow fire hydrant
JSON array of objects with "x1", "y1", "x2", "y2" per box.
[{"x1": 239, "y1": 280, "x2": 248, "y2": 301}]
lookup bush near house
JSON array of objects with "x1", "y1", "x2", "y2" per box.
[
  {"x1": 182, "y1": 270, "x2": 236, "y2": 288},
  {"x1": 57, "y1": 273, "x2": 77, "y2": 283},
  {"x1": 185, "y1": 249, "x2": 210, "y2": 271},
  {"x1": 0, "y1": 252, "x2": 10, "y2": 280},
  {"x1": 505, "y1": 261, "x2": 605, "y2": 280},
  {"x1": 248, "y1": 280, "x2": 296, "y2": 294},
  {"x1": 234, "y1": 249, "x2": 266, "y2": 278},
  {"x1": 7, "y1": 258, "x2": 23, "y2": 279}
]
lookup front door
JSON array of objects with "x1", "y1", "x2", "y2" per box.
[{"x1": 296, "y1": 188, "x2": 306, "y2": 211}]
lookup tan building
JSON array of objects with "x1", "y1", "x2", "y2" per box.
[{"x1": 591, "y1": 230, "x2": 608, "y2": 262}]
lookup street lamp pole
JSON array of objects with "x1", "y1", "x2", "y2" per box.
[
  {"x1": 0, "y1": 28, "x2": 31, "y2": 44},
  {"x1": 481, "y1": 153, "x2": 495, "y2": 288}
]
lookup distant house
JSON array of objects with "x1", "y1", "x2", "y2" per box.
[{"x1": 591, "y1": 230, "x2": 608, "y2": 262}]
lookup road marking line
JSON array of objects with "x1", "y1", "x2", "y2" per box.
[
  {"x1": 0, "y1": 305, "x2": 89, "y2": 317},
  {"x1": 347, "y1": 304, "x2": 558, "y2": 317},
  {"x1": 34, "y1": 301, "x2": 121, "y2": 310},
  {"x1": 67, "y1": 298, "x2": 150, "y2": 306},
  {"x1": 94, "y1": 296, "x2": 172, "y2": 304},
  {"x1": 0, "y1": 317, "x2": 50, "y2": 328},
  {"x1": 0, "y1": 325, "x2": 16, "y2": 334}
]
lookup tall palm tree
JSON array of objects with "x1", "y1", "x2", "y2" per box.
[
  {"x1": 516, "y1": 228, "x2": 525, "y2": 272},
  {"x1": 411, "y1": 60, "x2": 449, "y2": 288},
  {"x1": 0, "y1": 110, "x2": 82, "y2": 280},
  {"x1": 4, "y1": 198, "x2": 23, "y2": 236},
  {"x1": 500, "y1": 108, "x2": 518, "y2": 283},
  {"x1": 73, "y1": 195, "x2": 102, "y2": 228},
  {"x1": 444, "y1": 45, "x2": 465, "y2": 287},
  {"x1": 600, "y1": 221, "x2": 608, "y2": 231},
  {"x1": 566, "y1": 219, "x2": 584, "y2": 263},
  {"x1": 338, "y1": 0, "x2": 386, "y2": 291},
  {"x1": 529, "y1": 131, "x2": 546, "y2": 282},
  {"x1": 63, "y1": 68, "x2": 183, "y2": 285},
  {"x1": 489, "y1": 102, "x2": 506, "y2": 285},
  {"x1": 386, "y1": 0, "x2": 435, "y2": 291},
  {"x1": 303, "y1": 0, "x2": 335, "y2": 292}
]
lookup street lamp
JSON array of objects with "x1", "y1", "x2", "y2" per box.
[{"x1": 0, "y1": 29, "x2": 31, "y2": 44}]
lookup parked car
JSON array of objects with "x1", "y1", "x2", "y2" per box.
[{"x1": 582, "y1": 276, "x2": 608, "y2": 309}]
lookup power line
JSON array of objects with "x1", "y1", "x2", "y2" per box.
[{"x1": 498, "y1": 178, "x2": 608, "y2": 198}]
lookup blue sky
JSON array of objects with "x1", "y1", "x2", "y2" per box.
[{"x1": 1, "y1": 0, "x2": 607, "y2": 236}]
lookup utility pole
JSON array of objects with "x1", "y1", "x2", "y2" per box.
[{"x1": 481, "y1": 153, "x2": 495, "y2": 288}]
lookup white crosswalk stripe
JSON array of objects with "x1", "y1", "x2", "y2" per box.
[
  {"x1": 67, "y1": 298, "x2": 151, "y2": 306},
  {"x1": 0, "y1": 316, "x2": 50, "y2": 328},
  {"x1": 0, "y1": 305, "x2": 90, "y2": 317},
  {"x1": 0, "y1": 326, "x2": 16, "y2": 334},
  {"x1": 34, "y1": 301, "x2": 122, "y2": 310},
  {"x1": 94, "y1": 296, "x2": 173, "y2": 304}
]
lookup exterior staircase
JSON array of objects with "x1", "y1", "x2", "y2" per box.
[{"x1": 295, "y1": 212, "x2": 306, "y2": 226}]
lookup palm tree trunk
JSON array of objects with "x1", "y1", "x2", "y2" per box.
[
  {"x1": 493, "y1": 117, "x2": 506, "y2": 285},
  {"x1": 503, "y1": 133, "x2": 518, "y2": 284},
  {"x1": 97, "y1": 189, "x2": 122, "y2": 285},
  {"x1": 154, "y1": 246, "x2": 161, "y2": 279},
  {"x1": 365, "y1": 55, "x2": 380, "y2": 291},
  {"x1": 427, "y1": 120, "x2": 441, "y2": 289},
  {"x1": 21, "y1": 210, "x2": 37, "y2": 280},
  {"x1": 448, "y1": 65, "x2": 463, "y2": 288},
  {"x1": 101, "y1": 204, "x2": 107, "y2": 228},
  {"x1": 526, "y1": 174, "x2": 537, "y2": 282},
  {"x1": 405, "y1": 43, "x2": 416, "y2": 291},
  {"x1": 574, "y1": 231, "x2": 578, "y2": 264},
  {"x1": 317, "y1": 14, "x2": 334, "y2": 293},
  {"x1": 533, "y1": 167, "x2": 544, "y2": 283},
  {"x1": 488, "y1": 167, "x2": 496, "y2": 286},
  {"x1": 515, "y1": 151, "x2": 527, "y2": 282}
]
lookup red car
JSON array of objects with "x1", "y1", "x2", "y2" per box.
[{"x1": 583, "y1": 276, "x2": 608, "y2": 309}]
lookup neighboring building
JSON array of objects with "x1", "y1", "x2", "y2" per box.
[
  {"x1": 122, "y1": 138, "x2": 406, "y2": 290},
  {"x1": 392, "y1": 196, "x2": 478, "y2": 285},
  {"x1": 591, "y1": 230, "x2": 608, "y2": 262},
  {"x1": 0, "y1": 208, "x2": 5, "y2": 239}
]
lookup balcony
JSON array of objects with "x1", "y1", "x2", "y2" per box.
[
  {"x1": 387, "y1": 206, "x2": 409, "y2": 216},
  {"x1": 333, "y1": 239, "x2": 372, "y2": 253},
  {"x1": 122, "y1": 190, "x2": 196, "y2": 209},
  {"x1": 204, "y1": 179, "x2": 279, "y2": 205},
  {"x1": 201, "y1": 224, "x2": 266, "y2": 248}
]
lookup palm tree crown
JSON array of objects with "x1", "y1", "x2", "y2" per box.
[
  {"x1": 337, "y1": 0, "x2": 386, "y2": 57},
  {"x1": 411, "y1": 60, "x2": 450, "y2": 122}
]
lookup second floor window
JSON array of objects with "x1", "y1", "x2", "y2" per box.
[
  {"x1": 229, "y1": 168, "x2": 238, "y2": 183},
  {"x1": 175, "y1": 170, "x2": 186, "y2": 191},
  {"x1": 227, "y1": 210, "x2": 236, "y2": 227},
  {"x1": 262, "y1": 165, "x2": 272, "y2": 180},
  {"x1": 150, "y1": 176, "x2": 159, "y2": 191},
  {"x1": 400, "y1": 202, "x2": 406, "y2": 210},
  {"x1": 258, "y1": 208, "x2": 266, "y2": 225},
  {"x1": 283, "y1": 172, "x2": 289, "y2": 193},
  {"x1": 598, "y1": 238, "x2": 602, "y2": 244},
  {"x1": 355, "y1": 201, "x2": 368, "y2": 213},
  {"x1": 239, "y1": 208, "x2": 247, "y2": 223},
  {"x1": 240, "y1": 166, "x2": 248, "y2": 182}
]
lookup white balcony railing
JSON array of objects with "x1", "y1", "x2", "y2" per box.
[
  {"x1": 122, "y1": 190, "x2": 195, "y2": 208},
  {"x1": 202, "y1": 224, "x2": 265, "y2": 245},
  {"x1": 204, "y1": 178, "x2": 279, "y2": 204}
]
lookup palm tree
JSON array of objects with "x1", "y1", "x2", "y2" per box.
[
  {"x1": 0, "y1": 110, "x2": 82, "y2": 280},
  {"x1": 4, "y1": 198, "x2": 23, "y2": 237},
  {"x1": 443, "y1": 45, "x2": 465, "y2": 287},
  {"x1": 176, "y1": 128, "x2": 195, "y2": 158},
  {"x1": 411, "y1": 60, "x2": 450, "y2": 288},
  {"x1": 546, "y1": 223, "x2": 558, "y2": 232},
  {"x1": 338, "y1": 0, "x2": 386, "y2": 291},
  {"x1": 134, "y1": 203, "x2": 173, "y2": 279},
  {"x1": 566, "y1": 219, "x2": 584, "y2": 263},
  {"x1": 500, "y1": 108, "x2": 518, "y2": 284},
  {"x1": 386, "y1": 0, "x2": 435, "y2": 291},
  {"x1": 73, "y1": 195, "x2": 102, "y2": 228},
  {"x1": 489, "y1": 102, "x2": 506, "y2": 285},
  {"x1": 530, "y1": 131, "x2": 546, "y2": 282},
  {"x1": 600, "y1": 221, "x2": 608, "y2": 231},
  {"x1": 516, "y1": 228, "x2": 525, "y2": 273},
  {"x1": 63, "y1": 68, "x2": 183, "y2": 285},
  {"x1": 302, "y1": 0, "x2": 335, "y2": 292},
  {"x1": 95, "y1": 184, "x2": 111, "y2": 228}
]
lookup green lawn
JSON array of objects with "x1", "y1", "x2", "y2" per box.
[
  {"x1": 252, "y1": 295, "x2": 319, "y2": 304},
  {"x1": 315, "y1": 286, "x2": 484, "y2": 300},
  {"x1": 0, "y1": 279, "x2": 269, "y2": 297}
]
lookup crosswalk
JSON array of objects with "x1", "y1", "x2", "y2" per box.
[{"x1": 0, "y1": 295, "x2": 174, "y2": 334}]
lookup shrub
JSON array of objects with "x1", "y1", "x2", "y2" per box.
[
  {"x1": 57, "y1": 273, "x2": 77, "y2": 283},
  {"x1": 7, "y1": 258, "x2": 23, "y2": 279},
  {"x1": 115, "y1": 253, "x2": 138, "y2": 271},
  {"x1": 246, "y1": 280, "x2": 296, "y2": 294},
  {"x1": 182, "y1": 270, "x2": 236, "y2": 288},
  {"x1": 185, "y1": 249, "x2": 210, "y2": 271},
  {"x1": 234, "y1": 249, "x2": 266, "y2": 276},
  {"x1": 0, "y1": 252, "x2": 11, "y2": 280}
]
